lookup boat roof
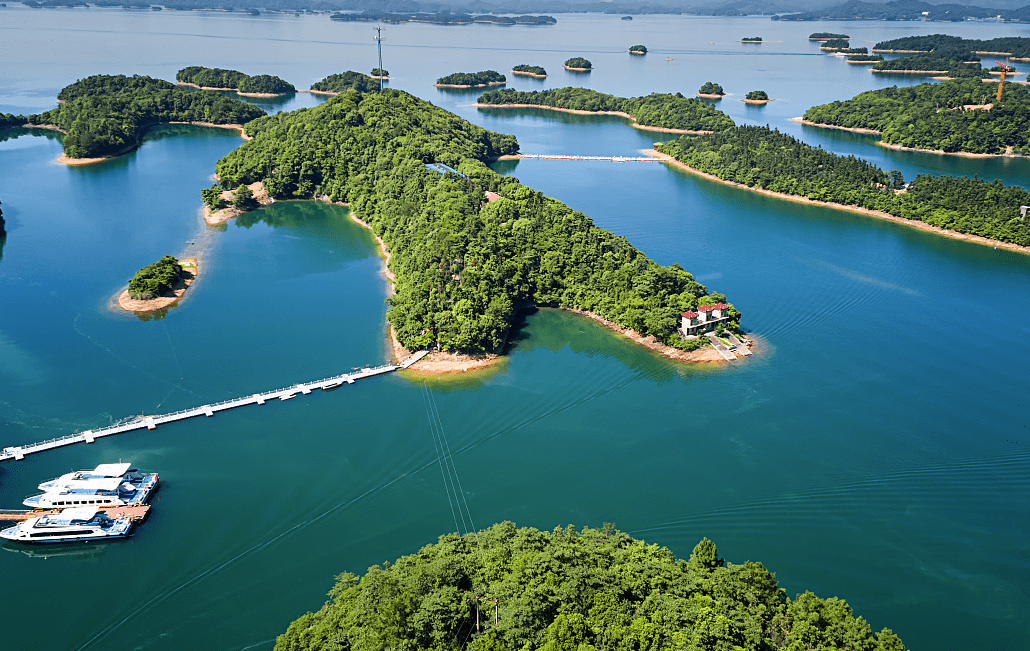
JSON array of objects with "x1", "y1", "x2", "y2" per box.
[
  {"x1": 92, "y1": 463, "x2": 131, "y2": 476},
  {"x1": 42, "y1": 506, "x2": 99, "y2": 524},
  {"x1": 55, "y1": 477, "x2": 122, "y2": 492}
]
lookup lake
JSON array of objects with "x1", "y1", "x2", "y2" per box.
[{"x1": 1, "y1": 7, "x2": 1029, "y2": 651}]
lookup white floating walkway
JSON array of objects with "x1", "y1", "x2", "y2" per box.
[
  {"x1": 0, "y1": 351, "x2": 429, "y2": 463},
  {"x1": 518, "y1": 154, "x2": 659, "y2": 162}
]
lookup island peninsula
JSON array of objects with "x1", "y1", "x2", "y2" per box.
[{"x1": 176, "y1": 66, "x2": 296, "y2": 97}]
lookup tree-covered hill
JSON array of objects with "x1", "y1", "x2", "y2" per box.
[
  {"x1": 478, "y1": 88, "x2": 735, "y2": 133},
  {"x1": 803, "y1": 78, "x2": 1030, "y2": 155},
  {"x1": 657, "y1": 126, "x2": 1030, "y2": 246},
  {"x1": 213, "y1": 89, "x2": 732, "y2": 353},
  {"x1": 310, "y1": 71, "x2": 380, "y2": 93},
  {"x1": 24, "y1": 75, "x2": 266, "y2": 159},
  {"x1": 871, "y1": 52, "x2": 983, "y2": 76},
  {"x1": 177, "y1": 66, "x2": 296, "y2": 94},
  {"x1": 873, "y1": 35, "x2": 1030, "y2": 58},
  {"x1": 272, "y1": 523, "x2": 906, "y2": 651}
]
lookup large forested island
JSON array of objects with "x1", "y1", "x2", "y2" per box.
[
  {"x1": 477, "y1": 88, "x2": 734, "y2": 133},
  {"x1": 803, "y1": 78, "x2": 1030, "y2": 155},
  {"x1": 436, "y1": 71, "x2": 506, "y2": 88},
  {"x1": 273, "y1": 523, "x2": 906, "y2": 651},
  {"x1": 873, "y1": 35, "x2": 1030, "y2": 59},
  {"x1": 655, "y1": 126, "x2": 1030, "y2": 247},
  {"x1": 213, "y1": 88, "x2": 735, "y2": 354},
  {"x1": 870, "y1": 51, "x2": 983, "y2": 76},
  {"x1": 176, "y1": 66, "x2": 296, "y2": 95},
  {"x1": 22, "y1": 75, "x2": 265, "y2": 160},
  {"x1": 309, "y1": 71, "x2": 379, "y2": 94}
]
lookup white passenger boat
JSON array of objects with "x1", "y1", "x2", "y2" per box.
[
  {"x1": 0, "y1": 507, "x2": 133, "y2": 543},
  {"x1": 38, "y1": 462, "x2": 145, "y2": 491},
  {"x1": 24, "y1": 470, "x2": 159, "y2": 509}
]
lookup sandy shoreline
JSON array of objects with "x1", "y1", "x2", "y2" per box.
[
  {"x1": 742, "y1": 98, "x2": 774, "y2": 104},
  {"x1": 301, "y1": 89, "x2": 339, "y2": 96},
  {"x1": 561, "y1": 307, "x2": 729, "y2": 364},
  {"x1": 563, "y1": 66, "x2": 592, "y2": 71},
  {"x1": 204, "y1": 181, "x2": 272, "y2": 225},
  {"x1": 175, "y1": 81, "x2": 289, "y2": 98},
  {"x1": 871, "y1": 69, "x2": 949, "y2": 74},
  {"x1": 792, "y1": 117, "x2": 1024, "y2": 158},
  {"x1": 472, "y1": 103, "x2": 713, "y2": 134},
  {"x1": 696, "y1": 93, "x2": 724, "y2": 99},
  {"x1": 116, "y1": 257, "x2": 198, "y2": 313},
  {"x1": 643, "y1": 148, "x2": 1030, "y2": 256},
  {"x1": 511, "y1": 70, "x2": 547, "y2": 78},
  {"x1": 49, "y1": 121, "x2": 248, "y2": 166},
  {"x1": 791, "y1": 116, "x2": 881, "y2": 134}
]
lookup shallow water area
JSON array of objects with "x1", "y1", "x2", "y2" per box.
[{"x1": 1, "y1": 8, "x2": 1030, "y2": 651}]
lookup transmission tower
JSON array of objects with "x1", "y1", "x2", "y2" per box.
[{"x1": 374, "y1": 25, "x2": 384, "y2": 93}]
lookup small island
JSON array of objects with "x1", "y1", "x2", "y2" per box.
[
  {"x1": 847, "y1": 54, "x2": 884, "y2": 64},
  {"x1": 435, "y1": 70, "x2": 506, "y2": 88},
  {"x1": 118, "y1": 255, "x2": 197, "y2": 313},
  {"x1": 820, "y1": 38, "x2": 850, "y2": 51},
  {"x1": 511, "y1": 64, "x2": 547, "y2": 78},
  {"x1": 370, "y1": 68, "x2": 389, "y2": 80},
  {"x1": 743, "y1": 90, "x2": 771, "y2": 104},
  {"x1": 308, "y1": 71, "x2": 378, "y2": 95},
  {"x1": 563, "y1": 57, "x2": 592, "y2": 71},
  {"x1": 629, "y1": 44, "x2": 647, "y2": 55},
  {"x1": 621, "y1": 15, "x2": 633, "y2": 20},
  {"x1": 697, "y1": 81, "x2": 725, "y2": 98},
  {"x1": 741, "y1": 36, "x2": 763, "y2": 43},
  {"x1": 809, "y1": 32, "x2": 850, "y2": 41},
  {"x1": 176, "y1": 66, "x2": 296, "y2": 97},
  {"x1": 272, "y1": 524, "x2": 907, "y2": 651}
]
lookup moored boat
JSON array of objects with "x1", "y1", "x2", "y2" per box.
[
  {"x1": 38, "y1": 462, "x2": 146, "y2": 491},
  {"x1": 0, "y1": 507, "x2": 133, "y2": 543},
  {"x1": 24, "y1": 470, "x2": 158, "y2": 509}
]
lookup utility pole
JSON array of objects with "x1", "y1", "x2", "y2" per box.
[{"x1": 374, "y1": 25, "x2": 384, "y2": 93}]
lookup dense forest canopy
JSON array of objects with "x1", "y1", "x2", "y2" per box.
[
  {"x1": 810, "y1": 32, "x2": 850, "y2": 40},
  {"x1": 745, "y1": 90, "x2": 769, "y2": 100},
  {"x1": 272, "y1": 523, "x2": 906, "y2": 651},
  {"x1": 698, "y1": 82, "x2": 724, "y2": 95},
  {"x1": 176, "y1": 66, "x2": 296, "y2": 93},
  {"x1": 874, "y1": 35, "x2": 1030, "y2": 58},
  {"x1": 478, "y1": 88, "x2": 736, "y2": 132},
  {"x1": 564, "y1": 57, "x2": 592, "y2": 69},
  {"x1": 511, "y1": 65, "x2": 547, "y2": 76},
  {"x1": 821, "y1": 38, "x2": 850, "y2": 50},
  {"x1": 310, "y1": 71, "x2": 379, "y2": 93},
  {"x1": 371, "y1": 68, "x2": 389, "y2": 77},
  {"x1": 24, "y1": 75, "x2": 265, "y2": 159},
  {"x1": 437, "y1": 71, "x2": 507, "y2": 86},
  {"x1": 657, "y1": 125, "x2": 1030, "y2": 246},
  {"x1": 213, "y1": 89, "x2": 733, "y2": 353},
  {"x1": 128, "y1": 255, "x2": 185, "y2": 299},
  {"x1": 804, "y1": 78, "x2": 1030, "y2": 155},
  {"x1": 871, "y1": 51, "x2": 983, "y2": 76}
]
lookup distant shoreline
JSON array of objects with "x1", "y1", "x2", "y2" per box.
[
  {"x1": 791, "y1": 117, "x2": 1026, "y2": 158},
  {"x1": 175, "y1": 80, "x2": 290, "y2": 98},
  {"x1": 563, "y1": 65, "x2": 592, "y2": 71},
  {"x1": 41, "y1": 121, "x2": 248, "y2": 166},
  {"x1": 472, "y1": 103, "x2": 713, "y2": 134},
  {"x1": 434, "y1": 81, "x2": 506, "y2": 88},
  {"x1": 643, "y1": 148, "x2": 1030, "y2": 256},
  {"x1": 790, "y1": 116, "x2": 881, "y2": 134}
]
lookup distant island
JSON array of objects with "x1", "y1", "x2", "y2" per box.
[
  {"x1": 563, "y1": 57, "x2": 592, "y2": 71},
  {"x1": 741, "y1": 36, "x2": 763, "y2": 43},
  {"x1": 309, "y1": 71, "x2": 379, "y2": 94},
  {"x1": 272, "y1": 524, "x2": 907, "y2": 651},
  {"x1": 370, "y1": 68, "x2": 389, "y2": 79},
  {"x1": 802, "y1": 77, "x2": 1030, "y2": 156},
  {"x1": 809, "y1": 32, "x2": 850, "y2": 41},
  {"x1": 820, "y1": 38, "x2": 851, "y2": 51},
  {"x1": 477, "y1": 87, "x2": 735, "y2": 133},
  {"x1": 873, "y1": 35, "x2": 1030, "y2": 60},
  {"x1": 775, "y1": 0, "x2": 1030, "y2": 22},
  {"x1": 329, "y1": 11, "x2": 556, "y2": 25},
  {"x1": 870, "y1": 51, "x2": 984, "y2": 76},
  {"x1": 20, "y1": 75, "x2": 264, "y2": 163},
  {"x1": 176, "y1": 66, "x2": 296, "y2": 96},
  {"x1": 629, "y1": 44, "x2": 647, "y2": 55},
  {"x1": 118, "y1": 255, "x2": 197, "y2": 314},
  {"x1": 212, "y1": 88, "x2": 738, "y2": 365},
  {"x1": 511, "y1": 64, "x2": 547, "y2": 78},
  {"x1": 847, "y1": 53, "x2": 884, "y2": 63},
  {"x1": 435, "y1": 70, "x2": 506, "y2": 88},
  {"x1": 621, "y1": 15, "x2": 632, "y2": 19},
  {"x1": 697, "y1": 81, "x2": 725, "y2": 98}
]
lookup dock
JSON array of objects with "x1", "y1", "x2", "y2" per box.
[
  {"x1": 517, "y1": 154, "x2": 659, "y2": 162},
  {"x1": 1, "y1": 351, "x2": 429, "y2": 463},
  {"x1": 0, "y1": 505, "x2": 151, "y2": 522}
]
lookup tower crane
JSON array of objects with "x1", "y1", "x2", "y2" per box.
[{"x1": 995, "y1": 57, "x2": 1012, "y2": 102}]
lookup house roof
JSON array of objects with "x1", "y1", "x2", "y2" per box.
[
  {"x1": 698, "y1": 303, "x2": 728, "y2": 311},
  {"x1": 681, "y1": 311, "x2": 699, "y2": 318}
]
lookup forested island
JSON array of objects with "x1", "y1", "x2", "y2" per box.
[
  {"x1": 774, "y1": 0, "x2": 1030, "y2": 22},
  {"x1": 871, "y1": 51, "x2": 983, "y2": 76},
  {"x1": 697, "y1": 81, "x2": 725, "y2": 98},
  {"x1": 119, "y1": 254, "x2": 197, "y2": 313},
  {"x1": 436, "y1": 71, "x2": 506, "y2": 88},
  {"x1": 211, "y1": 88, "x2": 736, "y2": 356},
  {"x1": 820, "y1": 38, "x2": 850, "y2": 51},
  {"x1": 873, "y1": 35, "x2": 1030, "y2": 59},
  {"x1": 370, "y1": 68, "x2": 388, "y2": 79},
  {"x1": 511, "y1": 65, "x2": 547, "y2": 78},
  {"x1": 654, "y1": 125, "x2": 1030, "y2": 247},
  {"x1": 803, "y1": 78, "x2": 1030, "y2": 155},
  {"x1": 564, "y1": 57, "x2": 592, "y2": 70},
  {"x1": 176, "y1": 66, "x2": 296, "y2": 95},
  {"x1": 629, "y1": 44, "x2": 647, "y2": 54},
  {"x1": 477, "y1": 88, "x2": 735, "y2": 133},
  {"x1": 273, "y1": 523, "x2": 906, "y2": 651},
  {"x1": 23, "y1": 75, "x2": 265, "y2": 161},
  {"x1": 848, "y1": 54, "x2": 884, "y2": 63},
  {"x1": 810, "y1": 32, "x2": 850, "y2": 40},
  {"x1": 743, "y1": 90, "x2": 771, "y2": 103},
  {"x1": 741, "y1": 36, "x2": 763, "y2": 42},
  {"x1": 309, "y1": 71, "x2": 379, "y2": 94}
]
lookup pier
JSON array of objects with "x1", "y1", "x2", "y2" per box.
[
  {"x1": 0, "y1": 351, "x2": 428, "y2": 463},
  {"x1": 517, "y1": 154, "x2": 659, "y2": 162}
]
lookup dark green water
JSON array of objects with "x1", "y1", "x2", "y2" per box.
[{"x1": 1, "y1": 8, "x2": 1029, "y2": 651}]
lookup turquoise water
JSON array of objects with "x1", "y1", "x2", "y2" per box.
[{"x1": 1, "y1": 8, "x2": 1030, "y2": 651}]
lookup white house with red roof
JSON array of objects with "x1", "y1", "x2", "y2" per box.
[{"x1": 681, "y1": 303, "x2": 730, "y2": 337}]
